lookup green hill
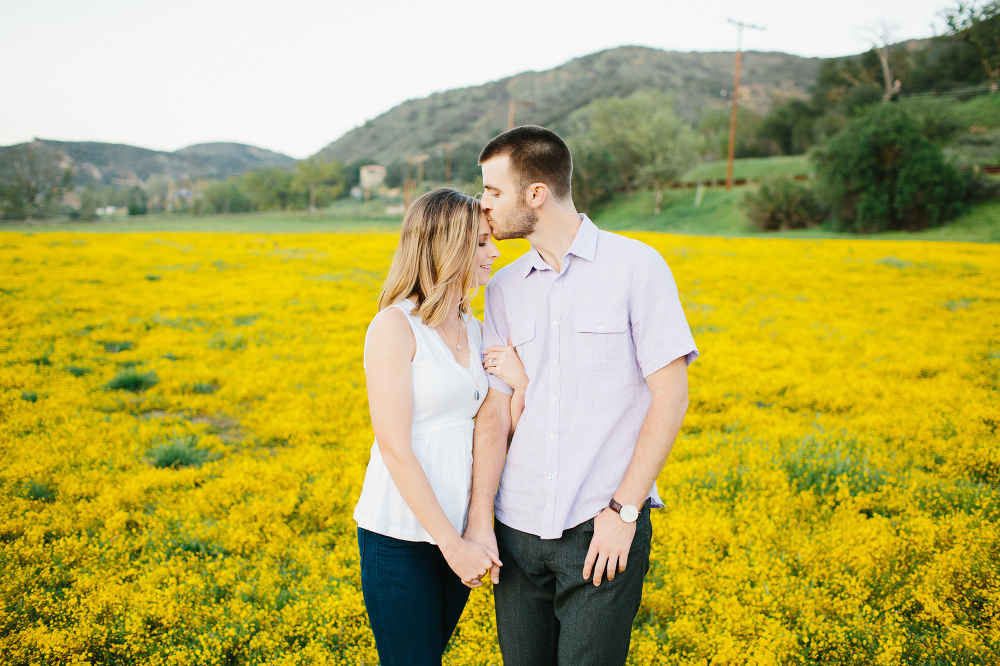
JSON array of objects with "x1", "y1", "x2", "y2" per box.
[
  {"x1": 315, "y1": 45, "x2": 822, "y2": 167},
  {"x1": 0, "y1": 139, "x2": 296, "y2": 188}
]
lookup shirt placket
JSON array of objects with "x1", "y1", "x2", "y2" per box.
[{"x1": 542, "y1": 265, "x2": 565, "y2": 537}]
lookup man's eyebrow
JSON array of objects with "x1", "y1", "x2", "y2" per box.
[{"x1": 483, "y1": 183, "x2": 499, "y2": 192}]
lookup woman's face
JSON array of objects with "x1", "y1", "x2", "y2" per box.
[{"x1": 475, "y1": 212, "x2": 500, "y2": 287}]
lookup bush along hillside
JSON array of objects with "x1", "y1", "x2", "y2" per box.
[{"x1": 815, "y1": 104, "x2": 966, "y2": 232}]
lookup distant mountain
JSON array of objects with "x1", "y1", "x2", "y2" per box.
[
  {"x1": 0, "y1": 140, "x2": 296, "y2": 188},
  {"x1": 314, "y1": 45, "x2": 822, "y2": 166}
]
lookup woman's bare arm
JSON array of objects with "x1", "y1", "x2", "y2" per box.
[{"x1": 366, "y1": 309, "x2": 498, "y2": 586}]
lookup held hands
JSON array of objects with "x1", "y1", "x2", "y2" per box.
[
  {"x1": 441, "y1": 536, "x2": 502, "y2": 589},
  {"x1": 463, "y1": 523, "x2": 502, "y2": 585},
  {"x1": 483, "y1": 336, "x2": 528, "y2": 392},
  {"x1": 582, "y1": 508, "x2": 637, "y2": 586}
]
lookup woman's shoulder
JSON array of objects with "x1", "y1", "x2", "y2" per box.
[{"x1": 367, "y1": 306, "x2": 416, "y2": 349}]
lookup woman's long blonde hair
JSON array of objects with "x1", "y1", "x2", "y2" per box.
[{"x1": 378, "y1": 188, "x2": 482, "y2": 327}]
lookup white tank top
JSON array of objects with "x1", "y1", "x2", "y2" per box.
[{"x1": 353, "y1": 299, "x2": 488, "y2": 543}]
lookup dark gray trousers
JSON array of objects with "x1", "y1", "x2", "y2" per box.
[{"x1": 493, "y1": 502, "x2": 652, "y2": 666}]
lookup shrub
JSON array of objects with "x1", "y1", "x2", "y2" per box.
[
  {"x1": 815, "y1": 104, "x2": 965, "y2": 232},
  {"x1": 743, "y1": 176, "x2": 826, "y2": 231},
  {"x1": 106, "y1": 369, "x2": 158, "y2": 392},
  {"x1": 16, "y1": 479, "x2": 56, "y2": 502},
  {"x1": 66, "y1": 366, "x2": 90, "y2": 377},
  {"x1": 100, "y1": 340, "x2": 134, "y2": 353},
  {"x1": 147, "y1": 435, "x2": 217, "y2": 469},
  {"x1": 21, "y1": 390, "x2": 38, "y2": 402}
]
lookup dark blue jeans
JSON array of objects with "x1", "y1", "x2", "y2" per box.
[{"x1": 358, "y1": 527, "x2": 471, "y2": 665}]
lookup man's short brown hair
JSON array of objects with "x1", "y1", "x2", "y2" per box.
[{"x1": 478, "y1": 125, "x2": 573, "y2": 201}]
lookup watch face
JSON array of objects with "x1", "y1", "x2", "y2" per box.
[{"x1": 620, "y1": 504, "x2": 639, "y2": 523}]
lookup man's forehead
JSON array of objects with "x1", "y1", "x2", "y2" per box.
[{"x1": 481, "y1": 153, "x2": 511, "y2": 188}]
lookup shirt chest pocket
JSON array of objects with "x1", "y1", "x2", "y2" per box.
[{"x1": 573, "y1": 312, "x2": 630, "y2": 371}]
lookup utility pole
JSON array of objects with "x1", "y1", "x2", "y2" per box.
[
  {"x1": 412, "y1": 153, "x2": 430, "y2": 194},
  {"x1": 507, "y1": 99, "x2": 536, "y2": 130},
  {"x1": 404, "y1": 154, "x2": 412, "y2": 208},
  {"x1": 439, "y1": 142, "x2": 459, "y2": 185},
  {"x1": 725, "y1": 18, "x2": 765, "y2": 191}
]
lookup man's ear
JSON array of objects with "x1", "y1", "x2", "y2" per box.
[{"x1": 526, "y1": 183, "x2": 548, "y2": 209}]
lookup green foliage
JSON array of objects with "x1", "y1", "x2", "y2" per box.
[
  {"x1": 66, "y1": 366, "x2": 90, "y2": 377},
  {"x1": 147, "y1": 434, "x2": 217, "y2": 469},
  {"x1": 21, "y1": 390, "x2": 38, "y2": 402},
  {"x1": 699, "y1": 106, "x2": 778, "y2": 160},
  {"x1": 78, "y1": 189, "x2": 99, "y2": 221},
  {"x1": 569, "y1": 91, "x2": 700, "y2": 213},
  {"x1": 743, "y1": 176, "x2": 826, "y2": 231},
  {"x1": 815, "y1": 104, "x2": 966, "y2": 232},
  {"x1": 15, "y1": 479, "x2": 57, "y2": 502},
  {"x1": 106, "y1": 369, "x2": 159, "y2": 392},
  {"x1": 943, "y1": 0, "x2": 1000, "y2": 90},
  {"x1": 100, "y1": 341, "x2": 134, "y2": 353},
  {"x1": 0, "y1": 143, "x2": 72, "y2": 220},
  {"x1": 567, "y1": 135, "x2": 621, "y2": 213},
  {"x1": 199, "y1": 180, "x2": 252, "y2": 214},
  {"x1": 783, "y1": 437, "x2": 887, "y2": 498},
  {"x1": 898, "y1": 97, "x2": 964, "y2": 144},
  {"x1": 127, "y1": 186, "x2": 147, "y2": 216},
  {"x1": 758, "y1": 100, "x2": 822, "y2": 155},
  {"x1": 239, "y1": 166, "x2": 299, "y2": 211},
  {"x1": 293, "y1": 157, "x2": 344, "y2": 213}
]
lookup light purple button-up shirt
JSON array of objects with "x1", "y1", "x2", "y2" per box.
[{"x1": 484, "y1": 215, "x2": 698, "y2": 539}]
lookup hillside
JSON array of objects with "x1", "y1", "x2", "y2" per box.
[
  {"x1": 315, "y1": 45, "x2": 822, "y2": 166},
  {"x1": 0, "y1": 140, "x2": 296, "y2": 188}
]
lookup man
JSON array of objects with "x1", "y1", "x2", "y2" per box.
[{"x1": 465, "y1": 125, "x2": 698, "y2": 666}]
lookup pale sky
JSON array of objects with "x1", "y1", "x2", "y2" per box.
[{"x1": 1, "y1": 0, "x2": 953, "y2": 158}]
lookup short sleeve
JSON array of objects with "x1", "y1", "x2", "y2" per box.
[
  {"x1": 483, "y1": 279, "x2": 514, "y2": 396},
  {"x1": 629, "y1": 245, "x2": 699, "y2": 378}
]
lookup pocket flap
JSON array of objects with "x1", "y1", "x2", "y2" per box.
[
  {"x1": 573, "y1": 312, "x2": 627, "y2": 333},
  {"x1": 509, "y1": 322, "x2": 535, "y2": 346}
]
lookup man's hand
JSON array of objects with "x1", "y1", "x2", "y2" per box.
[
  {"x1": 582, "y1": 508, "x2": 636, "y2": 586},
  {"x1": 463, "y1": 523, "x2": 502, "y2": 584}
]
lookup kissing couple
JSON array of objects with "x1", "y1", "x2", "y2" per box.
[{"x1": 353, "y1": 125, "x2": 699, "y2": 665}]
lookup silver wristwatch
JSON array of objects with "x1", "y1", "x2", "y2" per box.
[{"x1": 608, "y1": 498, "x2": 639, "y2": 523}]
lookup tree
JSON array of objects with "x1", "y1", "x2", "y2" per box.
[
  {"x1": 944, "y1": 1, "x2": 1000, "y2": 91},
  {"x1": 815, "y1": 104, "x2": 965, "y2": 232},
  {"x1": 566, "y1": 134, "x2": 621, "y2": 214},
  {"x1": 570, "y1": 91, "x2": 701, "y2": 214},
  {"x1": 240, "y1": 167, "x2": 297, "y2": 211},
  {"x1": 127, "y1": 186, "x2": 148, "y2": 215},
  {"x1": 759, "y1": 100, "x2": 822, "y2": 155},
  {"x1": 293, "y1": 157, "x2": 344, "y2": 213},
  {"x1": 0, "y1": 143, "x2": 71, "y2": 220}
]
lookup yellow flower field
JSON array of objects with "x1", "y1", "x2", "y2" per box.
[{"x1": 1, "y1": 230, "x2": 998, "y2": 666}]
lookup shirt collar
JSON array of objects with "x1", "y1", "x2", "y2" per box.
[{"x1": 521, "y1": 214, "x2": 598, "y2": 279}]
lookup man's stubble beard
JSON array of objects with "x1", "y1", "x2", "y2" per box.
[{"x1": 490, "y1": 195, "x2": 538, "y2": 241}]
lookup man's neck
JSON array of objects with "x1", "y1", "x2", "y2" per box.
[{"x1": 527, "y1": 206, "x2": 583, "y2": 273}]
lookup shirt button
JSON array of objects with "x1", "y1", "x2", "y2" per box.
[
  {"x1": 551, "y1": 395, "x2": 557, "y2": 402},
  {"x1": 597, "y1": 325, "x2": 604, "y2": 331},
  {"x1": 552, "y1": 320, "x2": 559, "y2": 326},
  {"x1": 549, "y1": 434, "x2": 555, "y2": 440},
  {"x1": 548, "y1": 473, "x2": 554, "y2": 480}
]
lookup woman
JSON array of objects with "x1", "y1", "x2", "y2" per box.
[{"x1": 353, "y1": 188, "x2": 527, "y2": 665}]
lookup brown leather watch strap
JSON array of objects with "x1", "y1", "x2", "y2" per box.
[{"x1": 608, "y1": 498, "x2": 638, "y2": 515}]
